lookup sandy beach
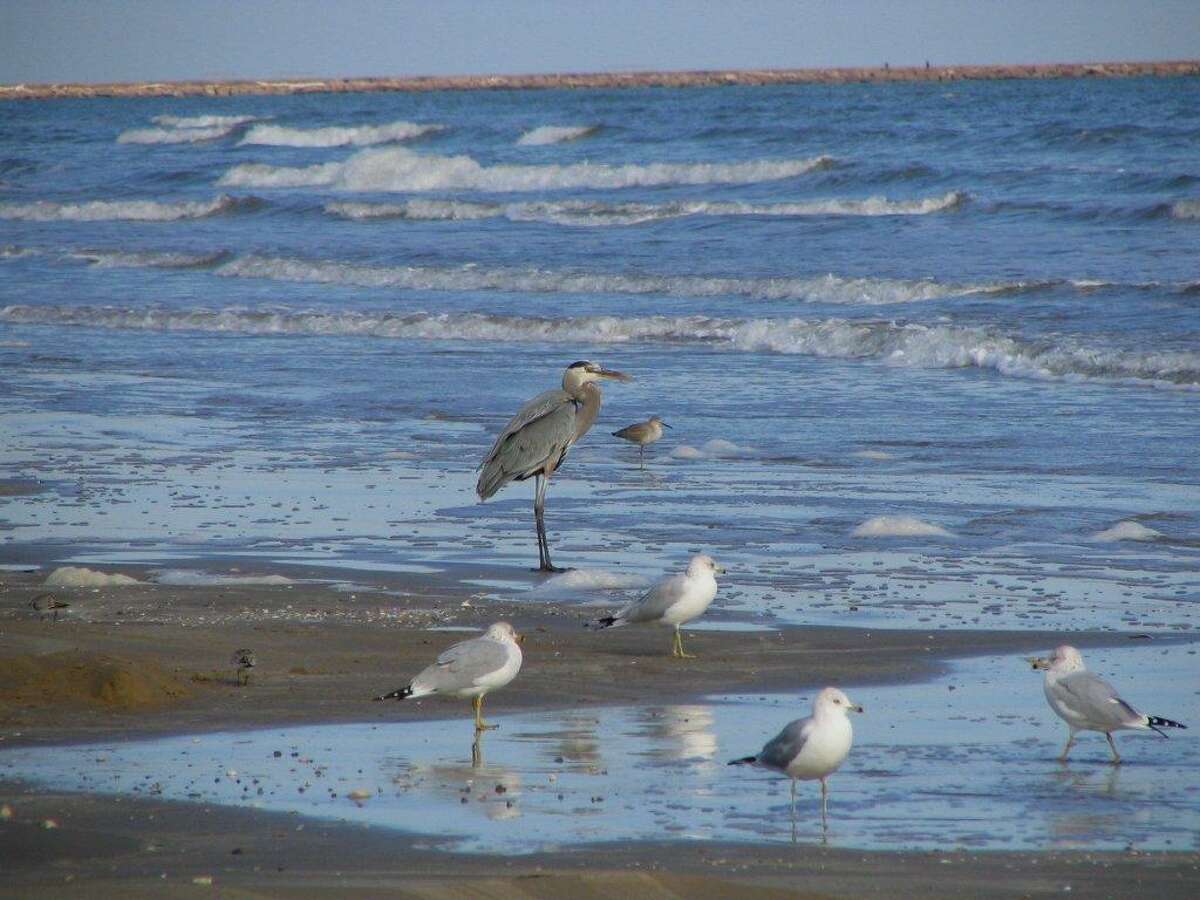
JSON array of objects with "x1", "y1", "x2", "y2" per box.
[{"x1": 2, "y1": 568, "x2": 1196, "y2": 897}]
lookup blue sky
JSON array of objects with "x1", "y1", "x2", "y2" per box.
[{"x1": 2, "y1": 0, "x2": 1197, "y2": 84}]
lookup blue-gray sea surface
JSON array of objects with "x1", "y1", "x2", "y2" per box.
[{"x1": 1, "y1": 78, "x2": 1198, "y2": 632}]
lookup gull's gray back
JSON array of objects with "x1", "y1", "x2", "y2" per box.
[
  {"x1": 1056, "y1": 671, "x2": 1142, "y2": 729},
  {"x1": 413, "y1": 638, "x2": 510, "y2": 693},
  {"x1": 620, "y1": 573, "x2": 688, "y2": 623},
  {"x1": 757, "y1": 717, "x2": 812, "y2": 772}
]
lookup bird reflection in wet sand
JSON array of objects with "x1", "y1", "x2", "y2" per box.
[
  {"x1": 373, "y1": 622, "x2": 524, "y2": 733},
  {"x1": 637, "y1": 705, "x2": 718, "y2": 766}
]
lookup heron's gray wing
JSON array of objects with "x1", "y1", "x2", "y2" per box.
[
  {"x1": 477, "y1": 392, "x2": 578, "y2": 499},
  {"x1": 757, "y1": 717, "x2": 814, "y2": 771},
  {"x1": 1055, "y1": 672, "x2": 1143, "y2": 729},
  {"x1": 481, "y1": 389, "x2": 572, "y2": 467},
  {"x1": 414, "y1": 638, "x2": 510, "y2": 693},
  {"x1": 618, "y1": 573, "x2": 689, "y2": 624}
]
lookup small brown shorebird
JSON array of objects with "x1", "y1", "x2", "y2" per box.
[
  {"x1": 612, "y1": 415, "x2": 671, "y2": 467},
  {"x1": 231, "y1": 648, "x2": 257, "y2": 686},
  {"x1": 30, "y1": 592, "x2": 69, "y2": 622}
]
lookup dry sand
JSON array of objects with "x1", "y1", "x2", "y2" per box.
[{"x1": 1, "y1": 568, "x2": 1197, "y2": 897}]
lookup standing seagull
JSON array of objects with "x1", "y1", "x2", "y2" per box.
[
  {"x1": 589, "y1": 554, "x2": 724, "y2": 658},
  {"x1": 477, "y1": 361, "x2": 631, "y2": 572},
  {"x1": 374, "y1": 622, "x2": 523, "y2": 732},
  {"x1": 1030, "y1": 644, "x2": 1186, "y2": 764},
  {"x1": 612, "y1": 416, "x2": 671, "y2": 467},
  {"x1": 729, "y1": 687, "x2": 864, "y2": 825}
]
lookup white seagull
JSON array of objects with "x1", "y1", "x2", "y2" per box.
[
  {"x1": 729, "y1": 687, "x2": 864, "y2": 822},
  {"x1": 589, "y1": 554, "x2": 724, "y2": 658},
  {"x1": 374, "y1": 622, "x2": 524, "y2": 732},
  {"x1": 1030, "y1": 644, "x2": 1186, "y2": 764}
]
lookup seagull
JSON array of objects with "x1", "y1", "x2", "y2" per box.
[
  {"x1": 374, "y1": 622, "x2": 523, "y2": 732},
  {"x1": 612, "y1": 416, "x2": 671, "y2": 467},
  {"x1": 1030, "y1": 644, "x2": 1187, "y2": 764},
  {"x1": 589, "y1": 554, "x2": 724, "y2": 658},
  {"x1": 230, "y1": 649, "x2": 257, "y2": 686},
  {"x1": 729, "y1": 687, "x2": 864, "y2": 823},
  {"x1": 30, "y1": 592, "x2": 69, "y2": 622}
]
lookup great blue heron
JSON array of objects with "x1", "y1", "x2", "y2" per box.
[
  {"x1": 477, "y1": 361, "x2": 631, "y2": 572},
  {"x1": 1030, "y1": 645, "x2": 1186, "y2": 764},
  {"x1": 612, "y1": 415, "x2": 671, "y2": 467},
  {"x1": 373, "y1": 622, "x2": 524, "y2": 733}
]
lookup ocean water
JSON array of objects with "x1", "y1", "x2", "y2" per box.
[{"x1": 2, "y1": 78, "x2": 1199, "y2": 633}]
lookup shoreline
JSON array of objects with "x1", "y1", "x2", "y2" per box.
[
  {"x1": 2, "y1": 572, "x2": 1197, "y2": 896},
  {"x1": 2, "y1": 59, "x2": 1198, "y2": 102}
]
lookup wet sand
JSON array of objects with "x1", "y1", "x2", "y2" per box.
[
  {"x1": 3, "y1": 60, "x2": 1199, "y2": 101},
  {"x1": 1, "y1": 569, "x2": 1196, "y2": 896}
]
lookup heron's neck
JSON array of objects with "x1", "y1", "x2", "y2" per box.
[{"x1": 572, "y1": 383, "x2": 602, "y2": 441}]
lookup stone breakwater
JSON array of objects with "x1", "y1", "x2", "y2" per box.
[{"x1": 3, "y1": 60, "x2": 1198, "y2": 101}]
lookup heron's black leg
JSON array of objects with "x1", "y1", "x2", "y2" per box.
[{"x1": 534, "y1": 474, "x2": 565, "y2": 572}]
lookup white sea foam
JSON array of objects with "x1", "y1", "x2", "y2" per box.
[
  {"x1": 517, "y1": 125, "x2": 598, "y2": 146},
  {"x1": 118, "y1": 125, "x2": 239, "y2": 144},
  {"x1": 152, "y1": 114, "x2": 259, "y2": 128},
  {"x1": 852, "y1": 515, "x2": 953, "y2": 538},
  {"x1": 154, "y1": 569, "x2": 294, "y2": 586},
  {"x1": 239, "y1": 120, "x2": 442, "y2": 148},
  {"x1": 671, "y1": 438, "x2": 757, "y2": 460},
  {"x1": 44, "y1": 565, "x2": 140, "y2": 587},
  {"x1": 219, "y1": 146, "x2": 834, "y2": 192},
  {"x1": 1171, "y1": 199, "x2": 1200, "y2": 220},
  {"x1": 0, "y1": 196, "x2": 240, "y2": 222},
  {"x1": 852, "y1": 450, "x2": 895, "y2": 460},
  {"x1": 1091, "y1": 521, "x2": 1162, "y2": 542},
  {"x1": 70, "y1": 249, "x2": 228, "y2": 268},
  {"x1": 324, "y1": 193, "x2": 963, "y2": 226},
  {"x1": 528, "y1": 568, "x2": 648, "y2": 598},
  {"x1": 4, "y1": 304, "x2": 1197, "y2": 390}
]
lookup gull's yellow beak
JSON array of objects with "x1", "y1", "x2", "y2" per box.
[
  {"x1": 852, "y1": 704, "x2": 865, "y2": 714},
  {"x1": 1028, "y1": 656, "x2": 1050, "y2": 670},
  {"x1": 515, "y1": 631, "x2": 525, "y2": 645}
]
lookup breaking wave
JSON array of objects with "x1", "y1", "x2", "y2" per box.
[
  {"x1": 152, "y1": 114, "x2": 259, "y2": 128},
  {"x1": 1171, "y1": 199, "x2": 1200, "y2": 220},
  {"x1": 212, "y1": 254, "x2": 995, "y2": 304},
  {"x1": 517, "y1": 125, "x2": 598, "y2": 146},
  {"x1": 325, "y1": 192, "x2": 965, "y2": 226},
  {"x1": 4, "y1": 305, "x2": 1196, "y2": 390},
  {"x1": 218, "y1": 146, "x2": 834, "y2": 192},
  {"x1": 118, "y1": 125, "x2": 239, "y2": 144},
  {"x1": 238, "y1": 120, "x2": 443, "y2": 148},
  {"x1": 0, "y1": 195, "x2": 248, "y2": 222}
]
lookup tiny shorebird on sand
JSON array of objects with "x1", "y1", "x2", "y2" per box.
[
  {"x1": 588, "y1": 554, "x2": 724, "y2": 658},
  {"x1": 612, "y1": 415, "x2": 671, "y2": 467},
  {"x1": 30, "y1": 592, "x2": 69, "y2": 622},
  {"x1": 231, "y1": 649, "x2": 257, "y2": 686},
  {"x1": 729, "y1": 687, "x2": 864, "y2": 829},
  {"x1": 1029, "y1": 644, "x2": 1186, "y2": 764},
  {"x1": 374, "y1": 622, "x2": 524, "y2": 733}
]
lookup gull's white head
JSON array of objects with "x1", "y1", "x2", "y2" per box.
[
  {"x1": 687, "y1": 554, "x2": 726, "y2": 578},
  {"x1": 562, "y1": 360, "x2": 633, "y2": 396},
  {"x1": 814, "y1": 686, "x2": 865, "y2": 715},
  {"x1": 1030, "y1": 644, "x2": 1085, "y2": 673},
  {"x1": 484, "y1": 621, "x2": 523, "y2": 645}
]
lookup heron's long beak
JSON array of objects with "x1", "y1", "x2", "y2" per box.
[
  {"x1": 599, "y1": 369, "x2": 633, "y2": 383},
  {"x1": 1028, "y1": 656, "x2": 1050, "y2": 670}
]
